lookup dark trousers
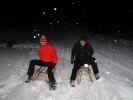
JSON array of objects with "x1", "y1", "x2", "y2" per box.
[
  {"x1": 27, "y1": 59, "x2": 56, "y2": 83},
  {"x1": 70, "y1": 58, "x2": 99, "y2": 81}
]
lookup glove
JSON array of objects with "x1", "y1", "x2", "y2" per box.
[
  {"x1": 92, "y1": 57, "x2": 96, "y2": 61},
  {"x1": 92, "y1": 57, "x2": 97, "y2": 62}
]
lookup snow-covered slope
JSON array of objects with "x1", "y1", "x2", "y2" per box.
[{"x1": 0, "y1": 35, "x2": 133, "y2": 100}]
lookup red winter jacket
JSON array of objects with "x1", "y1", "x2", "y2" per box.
[{"x1": 37, "y1": 43, "x2": 58, "y2": 64}]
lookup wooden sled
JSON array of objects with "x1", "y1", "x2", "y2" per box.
[
  {"x1": 32, "y1": 66, "x2": 48, "y2": 81},
  {"x1": 76, "y1": 64, "x2": 93, "y2": 84}
]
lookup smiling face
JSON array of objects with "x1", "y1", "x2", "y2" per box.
[{"x1": 80, "y1": 40, "x2": 86, "y2": 47}]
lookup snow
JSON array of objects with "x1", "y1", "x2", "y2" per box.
[{"x1": 0, "y1": 34, "x2": 133, "y2": 100}]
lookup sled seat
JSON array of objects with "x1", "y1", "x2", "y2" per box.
[{"x1": 32, "y1": 66, "x2": 48, "y2": 80}]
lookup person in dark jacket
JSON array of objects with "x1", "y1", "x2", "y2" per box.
[
  {"x1": 25, "y1": 34, "x2": 58, "y2": 88},
  {"x1": 70, "y1": 36, "x2": 100, "y2": 86}
]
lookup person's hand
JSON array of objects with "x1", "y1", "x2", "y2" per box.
[{"x1": 92, "y1": 57, "x2": 96, "y2": 61}]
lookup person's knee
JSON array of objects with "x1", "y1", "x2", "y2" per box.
[
  {"x1": 30, "y1": 60, "x2": 37, "y2": 66},
  {"x1": 90, "y1": 60, "x2": 96, "y2": 66},
  {"x1": 51, "y1": 63, "x2": 56, "y2": 68}
]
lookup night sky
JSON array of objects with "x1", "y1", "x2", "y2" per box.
[{"x1": 0, "y1": 1, "x2": 133, "y2": 40}]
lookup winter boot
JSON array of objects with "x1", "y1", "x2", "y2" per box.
[
  {"x1": 25, "y1": 76, "x2": 32, "y2": 83},
  {"x1": 95, "y1": 73, "x2": 100, "y2": 80},
  {"x1": 49, "y1": 82, "x2": 56, "y2": 90},
  {"x1": 70, "y1": 80, "x2": 75, "y2": 87}
]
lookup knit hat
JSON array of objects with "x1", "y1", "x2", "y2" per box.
[{"x1": 39, "y1": 35, "x2": 48, "y2": 45}]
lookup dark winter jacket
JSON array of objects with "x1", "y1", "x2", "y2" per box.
[{"x1": 71, "y1": 40, "x2": 94, "y2": 64}]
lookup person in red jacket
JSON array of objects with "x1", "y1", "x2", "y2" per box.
[{"x1": 25, "y1": 34, "x2": 58, "y2": 88}]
